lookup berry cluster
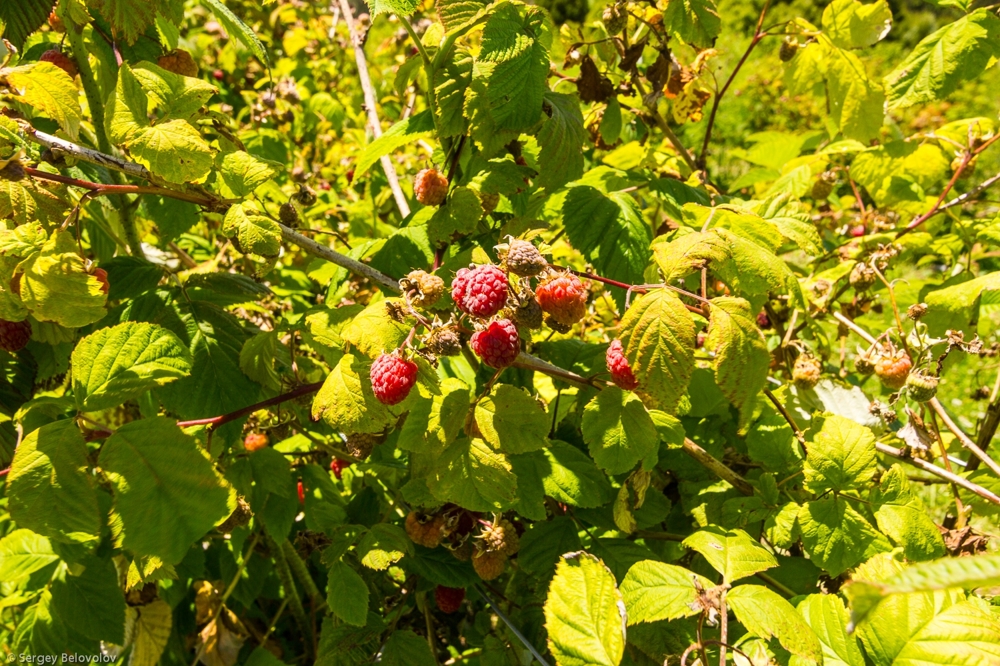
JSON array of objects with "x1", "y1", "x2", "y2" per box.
[{"x1": 405, "y1": 507, "x2": 521, "y2": 583}]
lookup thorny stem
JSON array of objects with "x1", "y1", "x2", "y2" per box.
[
  {"x1": 869, "y1": 263, "x2": 907, "y2": 352},
  {"x1": 718, "y1": 590, "x2": 728, "y2": 666},
  {"x1": 176, "y1": 381, "x2": 324, "y2": 429},
  {"x1": 929, "y1": 398, "x2": 1000, "y2": 478},
  {"x1": 698, "y1": 0, "x2": 772, "y2": 168},
  {"x1": 25, "y1": 167, "x2": 226, "y2": 207},
  {"x1": 876, "y1": 442, "x2": 1000, "y2": 506}
]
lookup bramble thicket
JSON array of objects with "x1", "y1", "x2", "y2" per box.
[{"x1": 1, "y1": 0, "x2": 1000, "y2": 664}]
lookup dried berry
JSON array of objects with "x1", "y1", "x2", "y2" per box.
[
  {"x1": 279, "y1": 202, "x2": 299, "y2": 227},
  {"x1": 425, "y1": 325, "x2": 462, "y2": 357},
  {"x1": 907, "y1": 303, "x2": 928, "y2": 320},
  {"x1": 606, "y1": 339, "x2": 639, "y2": 390},
  {"x1": 811, "y1": 170, "x2": 837, "y2": 201},
  {"x1": 512, "y1": 296, "x2": 544, "y2": 331},
  {"x1": 792, "y1": 353, "x2": 822, "y2": 389},
  {"x1": 849, "y1": 262, "x2": 877, "y2": 291},
  {"x1": 402, "y1": 270, "x2": 445, "y2": 308},
  {"x1": 0, "y1": 161, "x2": 26, "y2": 182},
  {"x1": 414, "y1": 168, "x2": 449, "y2": 206},
  {"x1": 470, "y1": 319, "x2": 520, "y2": 369},
  {"x1": 602, "y1": 2, "x2": 627, "y2": 34},
  {"x1": 244, "y1": 432, "x2": 269, "y2": 452},
  {"x1": 779, "y1": 37, "x2": 799, "y2": 62},
  {"x1": 370, "y1": 352, "x2": 419, "y2": 405},
  {"x1": 218, "y1": 497, "x2": 253, "y2": 533},
  {"x1": 157, "y1": 49, "x2": 199, "y2": 77},
  {"x1": 503, "y1": 239, "x2": 547, "y2": 277},
  {"x1": 0, "y1": 318, "x2": 31, "y2": 352},
  {"x1": 905, "y1": 371, "x2": 939, "y2": 402},
  {"x1": 855, "y1": 348, "x2": 876, "y2": 376},
  {"x1": 452, "y1": 265, "x2": 509, "y2": 318},
  {"x1": 536, "y1": 274, "x2": 588, "y2": 327},
  {"x1": 472, "y1": 545, "x2": 507, "y2": 580},
  {"x1": 434, "y1": 586, "x2": 466, "y2": 613}
]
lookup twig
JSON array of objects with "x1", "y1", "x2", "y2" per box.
[
  {"x1": 718, "y1": 589, "x2": 728, "y2": 666},
  {"x1": 937, "y1": 171, "x2": 1000, "y2": 215},
  {"x1": 753, "y1": 572, "x2": 796, "y2": 598},
  {"x1": 25, "y1": 166, "x2": 223, "y2": 207},
  {"x1": 643, "y1": 111, "x2": 699, "y2": 173},
  {"x1": 337, "y1": 0, "x2": 411, "y2": 219},
  {"x1": 875, "y1": 442, "x2": 1000, "y2": 506},
  {"x1": 831, "y1": 310, "x2": 877, "y2": 345},
  {"x1": 512, "y1": 352, "x2": 608, "y2": 391},
  {"x1": 928, "y1": 398, "x2": 1000, "y2": 478},
  {"x1": 764, "y1": 388, "x2": 806, "y2": 449},
  {"x1": 279, "y1": 223, "x2": 402, "y2": 293},
  {"x1": 176, "y1": 381, "x2": 324, "y2": 429},
  {"x1": 24, "y1": 126, "x2": 153, "y2": 180},
  {"x1": 968, "y1": 382, "x2": 1000, "y2": 471},
  {"x1": 682, "y1": 438, "x2": 753, "y2": 495},
  {"x1": 473, "y1": 585, "x2": 551, "y2": 666}
]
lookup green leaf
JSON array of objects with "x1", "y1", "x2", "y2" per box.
[
  {"x1": 847, "y1": 553, "x2": 1000, "y2": 613},
  {"x1": 434, "y1": 49, "x2": 474, "y2": 138},
  {"x1": 381, "y1": 630, "x2": 437, "y2": 666},
  {"x1": 436, "y1": 0, "x2": 489, "y2": 31},
  {"x1": 581, "y1": 387, "x2": 658, "y2": 475},
  {"x1": 218, "y1": 150, "x2": 281, "y2": 197},
  {"x1": 618, "y1": 290, "x2": 695, "y2": 412},
  {"x1": 398, "y1": 378, "x2": 471, "y2": 455},
  {"x1": 661, "y1": 0, "x2": 720, "y2": 48},
  {"x1": 822, "y1": 0, "x2": 892, "y2": 49},
  {"x1": 426, "y1": 187, "x2": 483, "y2": 245},
  {"x1": 826, "y1": 49, "x2": 886, "y2": 143},
  {"x1": 131, "y1": 61, "x2": 218, "y2": 121},
  {"x1": 7, "y1": 420, "x2": 102, "y2": 545},
  {"x1": 0, "y1": 0, "x2": 56, "y2": 50},
  {"x1": 923, "y1": 272, "x2": 1000, "y2": 336},
  {"x1": 803, "y1": 414, "x2": 877, "y2": 493},
  {"x1": 240, "y1": 330, "x2": 288, "y2": 391},
  {"x1": 98, "y1": 416, "x2": 236, "y2": 564},
  {"x1": 884, "y1": 9, "x2": 1000, "y2": 110},
  {"x1": 871, "y1": 465, "x2": 946, "y2": 561},
  {"x1": 518, "y1": 517, "x2": 582, "y2": 577},
  {"x1": 71, "y1": 322, "x2": 192, "y2": 411},
  {"x1": 538, "y1": 441, "x2": 614, "y2": 508},
  {"x1": 12, "y1": 590, "x2": 67, "y2": 655},
  {"x1": 620, "y1": 561, "x2": 713, "y2": 624},
  {"x1": 127, "y1": 119, "x2": 216, "y2": 184},
  {"x1": 357, "y1": 524, "x2": 412, "y2": 570},
  {"x1": 797, "y1": 593, "x2": 865, "y2": 666},
  {"x1": 312, "y1": 353, "x2": 394, "y2": 435},
  {"x1": 544, "y1": 552, "x2": 626, "y2": 666},
  {"x1": 341, "y1": 299, "x2": 414, "y2": 360},
  {"x1": 535, "y1": 91, "x2": 586, "y2": 191},
  {"x1": 20, "y1": 231, "x2": 107, "y2": 328},
  {"x1": 0, "y1": 529, "x2": 59, "y2": 580},
  {"x1": 200, "y1": 0, "x2": 270, "y2": 64},
  {"x1": 727, "y1": 585, "x2": 823, "y2": 664},
  {"x1": 427, "y1": 438, "x2": 518, "y2": 512},
  {"x1": 754, "y1": 193, "x2": 824, "y2": 256},
  {"x1": 3, "y1": 63, "x2": 81, "y2": 139},
  {"x1": 652, "y1": 230, "x2": 730, "y2": 283},
  {"x1": 798, "y1": 497, "x2": 890, "y2": 577},
  {"x1": 562, "y1": 185, "x2": 652, "y2": 305},
  {"x1": 91, "y1": 0, "x2": 157, "y2": 44},
  {"x1": 326, "y1": 561, "x2": 370, "y2": 626},
  {"x1": 100, "y1": 257, "x2": 165, "y2": 301},
  {"x1": 223, "y1": 202, "x2": 282, "y2": 258},
  {"x1": 705, "y1": 297, "x2": 769, "y2": 419},
  {"x1": 50, "y1": 556, "x2": 126, "y2": 644},
  {"x1": 682, "y1": 527, "x2": 777, "y2": 583},
  {"x1": 475, "y1": 384, "x2": 549, "y2": 454},
  {"x1": 354, "y1": 111, "x2": 435, "y2": 179}
]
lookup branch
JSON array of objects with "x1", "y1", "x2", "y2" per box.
[
  {"x1": 337, "y1": 0, "x2": 411, "y2": 219},
  {"x1": 25, "y1": 166, "x2": 225, "y2": 207},
  {"x1": 176, "y1": 381, "x2": 324, "y2": 429},
  {"x1": 968, "y1": 392, "x2": 1000, "y2": 472},
  {"x1": 831, "y1": 310, "x2": 877, "y2": 345},
  {"x1": 876, "y1": 442, "x2": 1000, "y2": 506},
  {"x1": 24, "y1": 126, "x2": 153, "y2": 180},
  {"x1": 643, "y1": 110, "x2": 699, "y2": 173},
  {"x1": 278, "y1": 223, "x2": 402, "y2": 293},
  {"x1": 928, "y1": 397, "x2": 1000, "y2": 478},
  {"x1": 512, "y1": 352, "x2": 608, "y2": 391},
  {"x1": 473, "y1": 585, "x2": 551, "y2": 666},
  {"x1": 682, "y1": 438, "x2": 753, "y2": 495}
]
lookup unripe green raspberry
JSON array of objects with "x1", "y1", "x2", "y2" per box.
[{"x1": 905, "y1": 371, "x2": 938, "y2": 402}]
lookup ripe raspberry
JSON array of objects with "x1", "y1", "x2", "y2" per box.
[
  {"x1": 39, "y1": 50, "x2": 77, "y2": 78},
  {"x1": 345, "y1": 432, "x2": 380, "y2": 459},
  {"x1": 849, "y1": 225, "x2": 867, "y2": 238},
  {"x1": 93, "y1": 268, "x2": 110, "y2": 295},
  {"x1": 279, "y1": 202, "x2": 299, "y2": 226},
  {"x1": 470, "y1": 319, "x2": 520, "y2": 369},
  {"x1": 756, "y1": 311, "x2": 772, "y2": 329},
  {"x1": 405, "y1": 510, "x2": 444, "y2": 548},
  {"x1": 512, "y1": 296, "x2": 543, "y2": 331},
  {"x1": 811, "y1": 170, "x2": 837, "y2": 200},
  {"x1": 905, "y1": 371, "x2": 938, "y2": 402},
  {"x1": 434, "y1": 586, "x2": 466, "y2": 614},
  {"x1": 244, "y1": 432, "x2": 269, "y2": 452},
  {"x1": 606, "y1": 339, "x2": 639, "y2": 390},
  {"x1": 472, "y1": 546, "x2": 507, "y2": 581},
  {"x1": 536, "y1": 274, "x2": 587, "y2": 327},
  {"x1": 330, "y1": 457, "x2": 352, "y2": 480},
  {"x1": 424, "y1": 326, "x2": 462, "y2": 357},
  {"x1": 0, "y1": 161, "x2": 25, "y2": 182},
  {"x1": 218, "y1": 496, "x2": 253, "y2": 533},
  {"x1": 849, "y1": 262, "x2": 876, "y2": 291},
  {"x1": 297, "y1": 480, "x2": 305, "y2": 505},
  {"x1": 414, "y1": 168, "x2": 449, "y2": 206},
  {"x1": 874, "y1": 348, "x2": 912, "y2": 390},
  {"x1": 0, "y1": 318, "x2": 31, "y2": 352},
  {"x1": 157, "y1": 49, "x2": 199, "y2": 77},
  {"x1": 602, "y1": 2, "x2": 627, "y2": 33},
  {"x1": 503, "y1": 239, "x2": 547, "y2": 277},
  {"x1": 370, "y1": 352, "x2": 418, "y2": 405},
  {"x1": 480, "y1": 518, "x2": 519, "y2": 556},
  {"x1": 402, "y1": 270, "x2": 445, "y2": 308},
  {"x1": 451, "y1": 265, "x2": 509, "y2": 318},
  {"x1": 792, "y1": 353, "x2": 822, "y2": 389},
  {"x1": 779, "y1": 37, "x2": 799, "y2": 62}
]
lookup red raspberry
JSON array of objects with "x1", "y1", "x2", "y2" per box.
[
  {"x1": 434, "y1": 586, "x2": 465, "y2": 613},
  {"x1": 606, "y1": 339, "x2": 638, "y2": 390},
  {"x1": 93, "y1": 268, "x2": 109, "y2": 295},
  {"x1": 370, "y1": 352, "x2": 418, "y2": 405},
  {"x1": 330, "y1": 458, "x2": 352, "y2": 480},
  {"x1": 470, "y1": 319, "x2": 520, "y2": 369},
  {"x1": 297, "y1": 480, "x2": 305, "y2": 505},
  {"x1": 39, "y1": 50, "x2": 78, "y2": 78},
  {"x1": 244, "y1": 432, "x2": 269, "y2": 452},
  {"x1": 451, "y1": 265, "x2": 508, "y2": 318},
  {"x1": 414, "y1": 168, "x2": 449, "y2": 206},
  {"x1": 0, "y1": 319, "x2": 31, "y2": 352},
  {"x1": 536, "y1": 274, "x2": 587, "y2": 327},
  {"x1": 875, "y1": 349, "x2": 912, "y2": 390}
]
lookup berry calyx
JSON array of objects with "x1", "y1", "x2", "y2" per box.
[
  {"x1": 470, "y1": 319, "x2": 520, "y2": 369},
  {"x1": 434, "y1": 586, "x2": 466, "y2": 614},
  {"x1": 451, "y1": 264, "x2": 509, "y2": 318},
  {"x1": 370, "y1": 352, "x2": 419, "y2": 405},
  {"x1": 0, "y1": 318, "x2": 32, "y2": 352},
  {"x1": 606, "y1": 339, "x2": 638, "y2": 390},
  {"x1": 536, "y1": 273, "x2": 588, "y2": 327},
  {"x1": 39, "y1": 49, "x2": 78, "y2": 78},
  {"x1": 414, "y1": 168, "x2": 449, "y2": 206},
  {"x1": 503, "y1": 239, "x2": 547, "y2": 277},
  {"x1": 874, "y1": 348, "x2": 912, "y2": 390},
  {"x1": 330, "y1": 457, "x2": 352, "y2": 480},
  {"x1": 792, "y1": 353, "x2": 822, "y2": 389},
  {"x1": 157, "y1": 49, "x2": 199, "y2": 77},
  {"x1": 905, "y1": 371, "x2": 939, "y2": 402},
  {"x1": 244, "y1": 432, "x2": 269, "y2": 452},
  {"x1": 402, "y1": 270, "x2": 445, "y2": 308}
]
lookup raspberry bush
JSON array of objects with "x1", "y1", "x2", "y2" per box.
[{"x1": 1, "y1": 0, "x2": 1000, "y2": 664}]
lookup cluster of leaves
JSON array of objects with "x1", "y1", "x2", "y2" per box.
[{"x1": 0, "y1": 0, "x2": 999, "y2": 664}]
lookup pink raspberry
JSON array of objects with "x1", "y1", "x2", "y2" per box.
[
  {"x1": 606, "y1": 339, "x2": 638, "y2": 390},
  {"x1": 414, "y1": 168, "x2": 449, "y2": 206},
  {"x1": 370, "y1": 352, "x2": 418, "y2": 405},
  {"x1": 470, "y1": 319, "x2": 520, "y2": 369},
  {"x1": 536, "y1": 274, "x2": 587, "y2": 327},
  {"x1": 451, "y1": 265, "x2": 509, "y2": 319},
  {"x1": 0, "y1": 319, "x2": 31, "y2": 352},
  {"x1": 330, "y1": 458, "x2": 352, "y2": 480},
  {"x1": 39, "y1": 49, "x2": 78, "y2": 78}
]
